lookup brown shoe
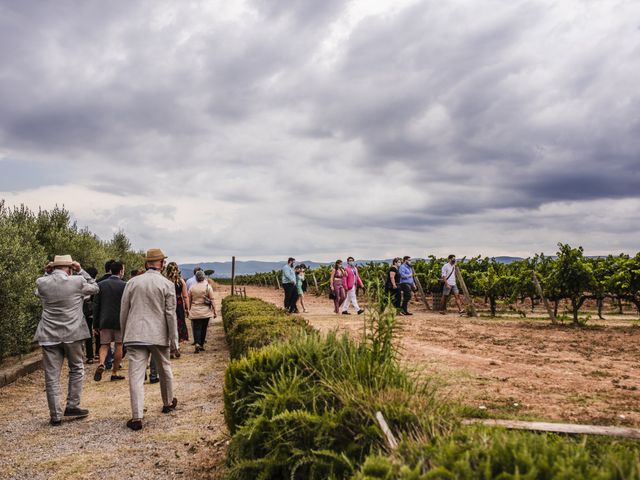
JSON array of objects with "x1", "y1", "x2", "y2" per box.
[{"x1": 93, "y1": 365, "x2": 105, "y2": 382}]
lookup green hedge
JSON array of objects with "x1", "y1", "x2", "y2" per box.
[{"x1": 221, "y1": 296, "x2": 640, "y2": 480}]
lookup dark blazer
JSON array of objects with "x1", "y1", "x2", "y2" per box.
[{"x1": 94, "y1": 275, "x2": 126, "y2": 330}]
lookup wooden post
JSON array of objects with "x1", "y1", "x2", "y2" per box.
[
  {"x1": 532, "y1": 270, "x2": 556, "y2": 323},
  {"x1": 455, "y1": 266, "x2": 477, "y2": 317},
  {"x1": 462, "y1": 418, "x2": 640, "y2": 439},
  {"x1": 414, "y1": 276, "x2": 432, "y2": 311},
  {"x1": 231, "y1": 256, "x2": 236, "y2": 296},
  {"x1": 375, "y1": 411, "x2": 398, "y2": 450},
  {"x1": 275, "y1": 274, "x2": 281, "y2": 290},
  {"x1": 312, "y1": 272, "x2": 319, "y2": 292}
]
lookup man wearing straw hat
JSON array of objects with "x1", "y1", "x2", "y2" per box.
[
  {"x1": 35, "y1": 255, "x2": 99, "y2": 426},
  {"x1": 120, "y1": 248, "x2": 179, "y2": 431}
]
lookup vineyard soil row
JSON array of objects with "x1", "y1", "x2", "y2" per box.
[{"x1": 240, "y1": 285, "x2": 640, "y2": 428}]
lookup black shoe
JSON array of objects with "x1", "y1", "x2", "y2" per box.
[
  {"x1": 149, "y1": 377, "x2": 160, "y2": 384},
  {"x1": 341, "y1": 311, "x2": 351, "y2": 315},
  {"x1": 162, "y1": 397, "x2": 178, "y2": 414},
  {"x1": 404, "y1": 312, "x2": 413, "y2": 316},
  {"x1": 357, "y1": 309, "x2": 364, "y2": 315},
  {"x1": 64, "y1": 407, "x2": 89, "y2": 417},
  {"x1": 110, "y1": 375, "x2": 125, "y2": 381},
  {"x1": 50, "y1": 418, "x2": 62, "y2": 426},
  {"x1": 94, "y1": 364, "x2": 105, "y2": 382},
  {"x1": 126, "y1": 419, "x2": 143, "y2": 431}
]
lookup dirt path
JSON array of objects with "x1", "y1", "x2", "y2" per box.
[
  {"x1": 243, "y1": 285, "x2": 640, "y2": 428},
  {"x1": 0, "y1": 289, "x2": 229, "y2": 480}
]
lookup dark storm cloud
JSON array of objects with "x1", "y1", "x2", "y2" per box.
[{"x1": 1, "y1": 0, "x2": 640, "y2": 259}]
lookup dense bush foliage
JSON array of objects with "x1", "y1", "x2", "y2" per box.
[
  {"x1": 221, "y1": 296, "x2": 640, "y2": 479},
  {"x1": 222, "y1": 295, "x2": 456, "y2": 479},
  {"x1": 0, "y1": 201, "x2": 144, "y2": 360},
  {"x1": 234, "y1": 244, "x2": 640, "y2": 323},
  {"x1": 354, "y1": 427, "x2": 640, "y2": 479}
]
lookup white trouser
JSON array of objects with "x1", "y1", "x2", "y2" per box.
[{"x1": 340, "y1": 287, "x2": 360, "y2": 312}]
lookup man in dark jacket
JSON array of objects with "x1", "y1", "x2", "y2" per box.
[{"x1": 93, "y1": 261, "x2": 126, "y2": 381}]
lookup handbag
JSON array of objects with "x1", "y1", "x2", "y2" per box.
[
  {"x1": 203, "y1": 283, "x2": 212, "y2": 306},
  {"x1": 329, "y1": 291, "x2": 336, "y2": 300}
]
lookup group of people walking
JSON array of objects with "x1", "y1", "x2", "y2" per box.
[
  {"x1": 34, "y1": 248, "x2": 218, "y2": 431},
  {"x1": 283, "y1": 255, "x2": 466, "y2": 316},
  {"x1": 384, "y1": 254, "x2": 465, "y2": 315}
]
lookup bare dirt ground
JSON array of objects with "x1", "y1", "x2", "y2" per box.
[
  {"x1": 0, "y1": 289, "x2": 229, "y2": 480},
  {"x1": 243, "y1": 285, "x2": 640, "y2": 428}
]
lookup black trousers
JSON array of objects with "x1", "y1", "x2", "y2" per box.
[
  {"x1": 385, "y1": 287, "x2": 401, "y2": 309},
  {"x1": 283, "y1": 283, "x2": 299, "y2": 313},
  {"x1": 192, "y1": 317, "x2": 210, "y2": 346},
  {"x1": 84, "y1": 316, "x2": 94, "y2": 359},
  {"x1": 400, "y1": 284, "x2": 413, "y2": 313}
]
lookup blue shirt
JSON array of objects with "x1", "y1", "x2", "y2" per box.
[
  {"x1": 282, "y1": 264, "x2": 296, "y2": 284},
  {"x1": 398, "y1": 263, "x2": 415, "y2": 285}
]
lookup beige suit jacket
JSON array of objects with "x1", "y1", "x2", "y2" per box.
[{"x1": 120, "y1": 269, "x2": 178, "y2": 349}]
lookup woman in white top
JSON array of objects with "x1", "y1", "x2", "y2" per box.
[{"x1": 188, "y1": 271, "x2": 217, "y2": 353}]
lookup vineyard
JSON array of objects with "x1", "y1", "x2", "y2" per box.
[{"x1": 232, "y1": 244, "x2": 640, "y2": 324}]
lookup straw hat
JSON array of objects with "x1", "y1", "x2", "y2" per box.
[
  {"x1": 51, "y1": 255, "x2": 74, "y2": 267},
  {"x1": 145, "y1": 248, "x2": 167, "y2": 262}
]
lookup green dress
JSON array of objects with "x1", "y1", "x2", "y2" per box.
[{"x1": 296, "y1": 274, "x2": 304, "y2": 295}]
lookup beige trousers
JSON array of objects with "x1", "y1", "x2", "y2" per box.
[{"x1": 127, "y1": 345, "x2": 173, "y2": 419}]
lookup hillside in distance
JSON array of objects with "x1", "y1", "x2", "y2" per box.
[{"x1": 180, "y1": 256, "x2": 524, "y2": 278}]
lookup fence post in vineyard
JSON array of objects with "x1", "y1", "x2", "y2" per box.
[
  {"x1": 455, "y1": 266, "x2": 477, "y2": 317},
  {"x1": 230, "y1": 256, "x2": 236, "y2": 296},
  {"x1": 414, "y1": 276, "x2": 432, "y2": 311},
  {"x1": 312, "y1": 272, "x2": 319, "y2": 293},
  {"x1": 275, "y1": 275, "x2": 281, "y2": 290},
  {"x1": 532, "y1": 270, "x2": 557, "y2": 324}
]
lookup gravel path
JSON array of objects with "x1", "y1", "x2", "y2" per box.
[{"x1": 0, "y1": 290, "x2": 229, "y2": 480}]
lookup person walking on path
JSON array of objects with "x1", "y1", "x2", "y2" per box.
[
  {"x1": 385, "y1": 258, "x2": 402, "y2": 310},
  {"x1": 398, "y1": 256, "x2": 417, "y2": 315},
  {"x1": 282, "y1": 257, "x2": 298, "y2": 313},
  {"x1": 82, "y1": 266, "x2": 99, "y2": 364},
  {"x1": 120, "y1": 248, "x2": 179, "y2": 431},
  {"x1": 186, "y1": 266, "x2": 201, "y2": 291},
  {"x1": 93, "y1": 261, "x2": 126, "y2": 382},
  {"x1": 329, "y1": 260, "x2": 347, "y2": 314},
  {"x1": 188, "y1": 270, "x2": 217, "y2": 353},
  {"x1": 440, "y1": 254, "x2": 465, "y2": 315},
  {"x1": 96, "y1": 259, "x2": 115, "y2": 369},
  {"x1": 165, "y1": 262, "x2": 190, "y2": 348},
  {"x1": 340, "y1": 257, "x2": 365, "y2": 315},
  {"x1": 35, "y1": 255, "x2": 99, "y2": 426},
  {"x1": 295, "y1": 265, "x2": 308, "y2": 313}
]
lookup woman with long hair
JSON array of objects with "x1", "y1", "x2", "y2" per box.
[
  {"x1": 329, "y1": 260, "x2": 347, "y2": 314},
  {"x1": 164, "y1": 262, "x2": 190, "y2": 349}
]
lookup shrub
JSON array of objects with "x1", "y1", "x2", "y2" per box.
[
  {"x1": 352, "y1": 426, "x2": 640, "y2": 480},
  {"x1": 222, "y1": 297, "x2": 456, "y2": 479}
]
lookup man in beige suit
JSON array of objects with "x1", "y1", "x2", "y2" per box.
[{"x1": 120, "y1": 248, "x2": 179, "y2": 431}]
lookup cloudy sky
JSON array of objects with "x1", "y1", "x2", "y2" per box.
[{"x1": 1, "y1": 0, "x2": 639, "y2": 262}]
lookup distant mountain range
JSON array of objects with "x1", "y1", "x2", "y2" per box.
[{"x1": 180, "y1": 256, "x2": 524, "y2": 278}]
